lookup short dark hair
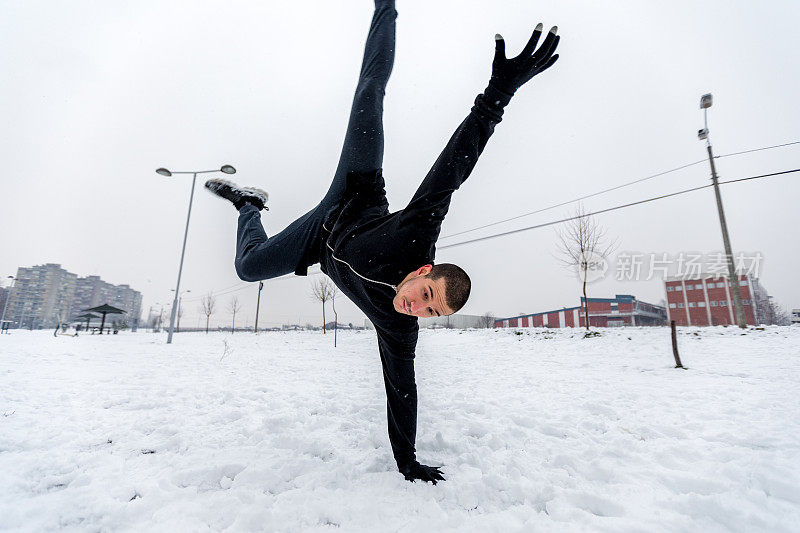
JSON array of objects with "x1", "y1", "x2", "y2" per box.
[{"x1": 427, "y1": 263, "x2": 471, "y2": 314}]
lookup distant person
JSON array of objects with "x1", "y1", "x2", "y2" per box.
[{"x1": 206, "y1": 0, "x2": 559, "y2": 484}]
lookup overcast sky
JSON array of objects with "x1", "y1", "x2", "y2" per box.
[{"x1": 2, "y1": 0, "x2": 799, "y2": 329}]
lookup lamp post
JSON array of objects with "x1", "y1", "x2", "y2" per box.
[
  {"x1": 254, "y1": 281, "x2": 264, "y2": 334},
  {"x1": 156, "y1": 165, "x2": 236, "y2": 343},
  {"x1": 697, "y1": 94, "x2": 746, "y2": 328},
  {"x1": 171, "y1": 289, "x2": 191, "y2": 333},
  {"x1": 0, "y1": 276, "x2": 15, "y2": 334}
]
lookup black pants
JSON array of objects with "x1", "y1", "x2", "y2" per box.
[{"x1": 235, "y1": 0, "x2": 396, "y2": 282}]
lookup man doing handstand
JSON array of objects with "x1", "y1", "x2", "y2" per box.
[{"x1": 206, "y1": 0, "x2": 560, "y2": 484}]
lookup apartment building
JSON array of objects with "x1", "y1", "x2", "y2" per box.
[{"x1": 4, "y1": 263, "x2": 142, "y2": 329}]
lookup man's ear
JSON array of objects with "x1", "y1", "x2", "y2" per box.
[{"x1": 417, "y1": 264, "x2": 433, "y2": 276}]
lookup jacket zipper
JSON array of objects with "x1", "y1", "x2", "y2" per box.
[{"x1": 322, "y1": 224, "x2": 397, "y2": 291}]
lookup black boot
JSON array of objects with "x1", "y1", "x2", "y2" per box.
[{"x1": 204, "y1": 179, "x2": 269, "y2": 211}]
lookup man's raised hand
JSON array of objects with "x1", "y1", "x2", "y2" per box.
[
  {"x1": 490, "y1": 23, "x2": 560, "y2": 96},
  {"x1": 399, "y1": 461, "x2": 446, "y2": 485}
]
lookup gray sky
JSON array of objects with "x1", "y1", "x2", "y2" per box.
[{"x1": 2, "y1": 0, "x2": 799, "y2": 329}]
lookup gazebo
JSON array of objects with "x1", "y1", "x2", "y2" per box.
[
  {"x1": 82, "y1": 304, "x2": 127, "y2": 334},
  {"x1": 74, "y1": 313, "x2": 100, "y2": 332}
]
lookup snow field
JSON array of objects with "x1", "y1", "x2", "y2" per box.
[{"x1": 1, "y1": 326, "x2": 799, "y2": 532}]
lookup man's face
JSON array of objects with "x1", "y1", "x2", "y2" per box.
[{"x1": 393, "y1": 265, "x2": 454, "y2": 318}]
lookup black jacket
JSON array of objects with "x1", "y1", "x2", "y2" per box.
[{"x1": 319, "y1": 85, "x2": 512, "y2": 469}]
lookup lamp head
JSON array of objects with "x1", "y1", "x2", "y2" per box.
[
  {"x1": 700, "y1": 93, "x2": 713, "y2": 109},
  {"x1": 220, "y1": 165, "x2": 236, "y2": 174},
  {"x1": 156, "y1": 168, "x2": 172, "y2": 177}
]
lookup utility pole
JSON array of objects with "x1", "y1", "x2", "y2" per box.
[
  {"x1": 254, "y1": 281, "x2": 264, "y2": 333},
  {"x1": 698, "y1": 93, "x2": 746, "y2": 328}
]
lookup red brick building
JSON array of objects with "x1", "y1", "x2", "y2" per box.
[
  {"x1": 494, "y1": 295, "x2": 667, "y2": 329},
  {"x1": 664, "y1": 274, "x2": 768, "y2": 326}
]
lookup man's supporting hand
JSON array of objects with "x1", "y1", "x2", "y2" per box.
[
  {"x1": 490, "y1": 23, "x2": 560, "y2": 96},
  {"x1": 399, "y1": 461, "x2": 446, "y2": 484}
]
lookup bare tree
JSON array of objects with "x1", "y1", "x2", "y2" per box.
[
  {"x1": 156, "y1": 306, "x2": 165, "y2": 333},
  {"x1": 556, "y1": 204, "x2": 616, "y2": 331},
  {"x1": 199, "y1": 293, "x2": 216, "y2": 334},
  {"x1": 228, "y1": 296, "x2": 242, "y2": 334},
  {"x1": 162, "y1": 305, "x2": 172, "y2": 333},
  {"x1": 330, "y1": 282, "x2": 340, "y2": 347},
  {"x1": 311, "y1": 276, "x2": 336, "y2": 334},
  {"x1": 758, "y1": 297, "x2": 790, "y2": 326},
  {"x1": 479, "y1": 312, "x2": 496, "y2": 328},
  {"x1": 771, "y1": 303, "x2": 791, "y2": 326},
  {"x1": 148, "y1": 307, "x2": 161, "y2": 332}
]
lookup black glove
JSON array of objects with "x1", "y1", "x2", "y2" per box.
[
  {"x1": 399, "y1": 461, "x2": 446, "y2": 485},
  {"x1": 490, "y1": 23, "x2": 560, "y2": 96}
]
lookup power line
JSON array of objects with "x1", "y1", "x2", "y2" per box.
[
  {"x1": 716, "y1": 140, "x2": 800, "y2": 160},
  {"x1": 189, "y1": 281, "x2": 248, "y2": 297},
  {"x1": 438, "y1": 167, "x2": 799, "y2": 251},
  {"x1": 439, "y1": 139, "x2": 800, "y2": 241},
  {"x1": 181, "y1": 267, "x2": 324, "y2": 303},
  {"x1": 181, "y1": 282, "x2": 249, "y2": 303},
  {"x1": 717, "y1": 168, "x2": 800, "y2": 185},
  {"x1": 438, "y1": 158, "x2": 706, "y2": 240}
]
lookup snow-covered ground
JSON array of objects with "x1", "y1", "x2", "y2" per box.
[{"x1": 1, "y1": 326, "x2": 799, "y2": 532}]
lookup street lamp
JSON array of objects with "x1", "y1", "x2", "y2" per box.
[
  {"x1": 254, "y1": 281, "x2": 264, "y2": 334},
  {"x1": 697, "y1": 94, "x2": 746, "y2": 328},
  {"x1": 0, "y1": 276, "x2": 15, "y2": 334},
  {"x1": 171, "y1": 289, "x2": 191, "y2": 333},
  {"x1": 156, "y1": 165, "x2": 236, "y2": 343}
]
